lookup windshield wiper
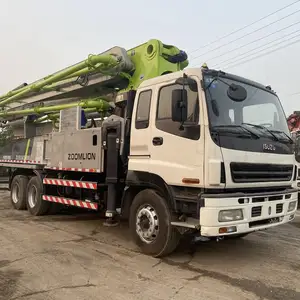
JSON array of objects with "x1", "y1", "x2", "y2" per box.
[
  {"x1": 212, "y1": 124, "x2": 260, "y2": 139},
  {"x1": 242, "y1": 123, "x2": 279, "y2": 141},
  {"x1": 270, "y1": 130, "x2": 294, "y2": 144}
]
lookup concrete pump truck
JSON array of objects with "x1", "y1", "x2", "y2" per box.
[{"x1": 0, "y1": 39, "x2": 297, "y2": 257}]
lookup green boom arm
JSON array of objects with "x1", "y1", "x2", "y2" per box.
[
  {"x1": 0, "y1": 39, "x2": 188, "y2": 121},
  {"x1": 0, "y1": 55, "x2": 119, "y2": 107},
  {"x1": 0, "y1": 99, "x2": 110, "y2": 117}
]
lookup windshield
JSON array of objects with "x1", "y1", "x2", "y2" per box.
[{"x1": 204, "y1": 74, "x2": 290, "y2": 137}]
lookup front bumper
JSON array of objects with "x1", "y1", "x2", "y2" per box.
[{"x1": 199, "y1": 189, "x2": 298, "y2": 237}]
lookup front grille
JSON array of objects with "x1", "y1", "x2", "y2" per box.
[
  {"x1": 276, "y1": 203, "x2": 283, "y2": 214},
  {"x1": 230, "y1": 163, "x2": 293, "y2": 183},
  {"x1": 252, "y1": 206, "x2": 262, "y2": 217},
  {"x1": 249, "y1": 217, "x2": 281, "y2": 228}
]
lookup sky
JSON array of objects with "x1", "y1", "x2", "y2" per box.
[{"x1": 0, "y1": 0, "x2": 300, "y2": 116}]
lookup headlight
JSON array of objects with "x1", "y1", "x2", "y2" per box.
[
  {"x1": 288, "y1": 201, "x2": 297, "y2": 212},
  {"x1": 218, "y1": 209, "x2": 243, "y2": 222}
]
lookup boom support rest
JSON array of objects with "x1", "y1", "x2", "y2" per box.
[{"x1": 102, "y1": 115, "x2": 124, "y2": 222}]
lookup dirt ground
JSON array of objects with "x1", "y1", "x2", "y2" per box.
[{"x1": 0, "y1": 190, "x2": 299, "y2": 300}]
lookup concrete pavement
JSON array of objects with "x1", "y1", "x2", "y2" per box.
[{"x1": 0, "y1": 191, "x2": 299, "y2": 300}]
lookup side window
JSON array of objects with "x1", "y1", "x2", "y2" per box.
[
  {"x1": 135, "y1": 90, "x2": 152, "y2": 129},
  {"x1": 156, "y1": 83, "x2": 200, "y2": 140}
]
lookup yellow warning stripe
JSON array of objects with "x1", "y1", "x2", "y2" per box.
[{"x1": 24, "y1": 139, "x2": 31, "y2": 161}]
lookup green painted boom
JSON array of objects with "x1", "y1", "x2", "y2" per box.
[
  {"x1": 0, "y1": 39, "x2": 188, "y2": 120},
  {"x1": 0, "y1": 99, "x2": 109, "y2": 117}
]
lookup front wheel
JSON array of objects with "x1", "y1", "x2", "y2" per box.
[{"x1": 129, "y1": 189, "x2": 180, "y2": 257}]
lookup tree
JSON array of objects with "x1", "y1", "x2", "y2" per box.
[
  {"x1": 0, "y1": 126, "x2": 14, "y2": 147},
  {"x1": 0, "y1": 126, "x2": 13, "y2": 177}
]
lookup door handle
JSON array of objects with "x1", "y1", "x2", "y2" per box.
[{"x1": 152, "y1": 137, "x2": 163, "y2": 146}]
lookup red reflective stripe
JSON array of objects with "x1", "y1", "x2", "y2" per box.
[{"x1": 42, "y1": 195, "x2": 98, "y2": 210}]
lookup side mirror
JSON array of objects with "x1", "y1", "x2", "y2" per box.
[
  {"x1": 227, "y1": 83, "x2": 247, "y2": 102},
  {"x1": 171, "y1": 89, "x2": 188, "y2": 122},
  {"x1": 175, "y1": 76, "x2": 198, "y2": 92}
]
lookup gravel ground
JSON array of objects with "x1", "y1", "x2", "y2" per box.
[{"x1": 0, "y1": 191, "x2": 299, "y2": 300}]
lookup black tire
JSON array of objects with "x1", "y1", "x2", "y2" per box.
[
  {"x1": 129, "y1": 189, "x2": 180, "y2": 257},
  {"x1": 10, "y1": 175, "x2": 29, "y2": 210},
  {"x1": 26, "y1": 176, "x2": 50, "y2": 216}
]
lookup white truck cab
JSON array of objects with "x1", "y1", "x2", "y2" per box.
[{"x1": 127, "y1": 67, "x2": 298, "y2": 242}]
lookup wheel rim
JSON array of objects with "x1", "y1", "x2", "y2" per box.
[
  {"x1": 11, "y1": 182, "x2": 20, "y2": 204},
  {"x1": 28, "y1": 185, "x2": 38, "y2": 208},
  {"x1": 136, "y1": 204, "x2": 159, "y2": 244}
]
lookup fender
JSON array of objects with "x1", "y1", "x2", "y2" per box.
[
  {"x1": 121, "y1": 170, "x2": 176, "y2": 219},
  {"x1": 9, "y1": 168, "x2": 44, "y2": 189}
]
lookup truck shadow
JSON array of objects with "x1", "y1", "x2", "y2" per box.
[
  {"x1": 27, "y1": 206, "x2": 300, "y2": 267},
  {"x1": 34, "y1": 208, "x2": 275, "y2": 261}
]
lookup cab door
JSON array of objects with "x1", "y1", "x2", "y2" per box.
[
  {"x1": 129, "y1": 88, "x2": 152, "y2": 172},
  {"x1": 148, "y1": 76, "x2": 204, "y2": 186}
]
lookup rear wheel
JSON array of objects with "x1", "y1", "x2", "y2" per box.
[
  {"x1": 26, "y1": 176, "x2": 50, "y2": 216},
  {"x1": 129, "y1": 189, "x2": 180, "y2": 257},
  {"x1": 10, "y1": 175, "x2": 28, "y2": 210}
]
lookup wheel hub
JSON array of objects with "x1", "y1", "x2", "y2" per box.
[
  {"x1": 11, "y1": 183, "x2": 20, "y2": 204},
  {"x1": 136, "y1": 205, "x2": 159, "y2": 243},
  {"x1": 28, "y1": 185, "x2": 38, "y2": 208}
]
